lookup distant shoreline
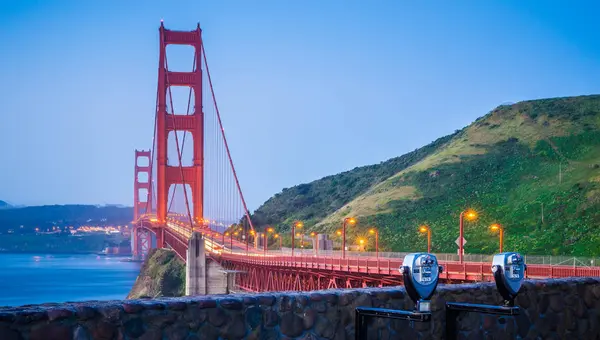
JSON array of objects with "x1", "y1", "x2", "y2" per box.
[
  {"x1": 0, "y1": 233, "x2": 131, "y2": 255},
  {"x1": 0, "y1": 251, "x2": 132, "y2": 256}
]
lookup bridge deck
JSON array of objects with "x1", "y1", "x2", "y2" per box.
[{"x1": 135, "y1": 218, "x2": 600, "y2": 292}]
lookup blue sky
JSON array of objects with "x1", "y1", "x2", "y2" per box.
[{"x1": 1, "y1": 0, "x2": 599, "y2": 210}]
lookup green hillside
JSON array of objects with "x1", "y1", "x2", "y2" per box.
[
  {"x1": 250, "y1": 132, "x2": 458, "y2": 228},
  {"x1": 251, "y1": 95, "x2": 600, "y2": 256}
]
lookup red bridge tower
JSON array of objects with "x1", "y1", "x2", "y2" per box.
[
  {"x1": 156, "y1": 22, "x2": 205, "y2": 247},
  {"x1": 133, "y1": 149, "x2": 152, "y2": 221}
]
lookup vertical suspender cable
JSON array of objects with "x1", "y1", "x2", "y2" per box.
[
  {"x1": 164, "y1": 54, "x2": 194, "y2": 228},
  {"x1": 202, "y1": 41, "x2": 256, "y2": 234},
  {"x1": 167, "y1": 53, "x2": 196, "y2": 216}
]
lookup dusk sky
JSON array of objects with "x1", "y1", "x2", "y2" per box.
[{"x1": 1, "y1": 0, "x2": 599, "y2": 211}]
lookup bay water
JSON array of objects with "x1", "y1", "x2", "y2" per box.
[{"x1": 0, "y1": 253, "x2": 141, "y2": 307}]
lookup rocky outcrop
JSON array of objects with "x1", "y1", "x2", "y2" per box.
[{"x1": 127, "y1": 249, "x2": 185, "y2": 299}]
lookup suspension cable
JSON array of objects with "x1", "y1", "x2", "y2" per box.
[
  {"x1": 144, "y1": 73, "x2": 160, "y2": 216},
  {"x1": 201, "y1": 41, "x2": 255, "y2": 233},
  {"x1": 164, "y1": 53, "x2": 195, "y2": 230},
  {"x1": 167, "y1": 52, "x2": 196, "y2": 214}
]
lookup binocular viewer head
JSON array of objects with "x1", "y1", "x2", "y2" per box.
[
  {"x1": 492, "y1": 252, "x2": 527, "y2": 305},
  {"x1": 400, "y1": 253, "x2": 443, "y2": 311},
  {"x1": 400, "y1": 252, "x2": 527, "y2": 310}
]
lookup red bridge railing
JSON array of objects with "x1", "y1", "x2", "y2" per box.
[
  {"x1": 157, "y1": 223, "x2": 600, "y2": 284},
  {"x1": 218, "y1": 252, "x2": 600, "y2": 282}
]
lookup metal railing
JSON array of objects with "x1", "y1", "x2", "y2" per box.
[
  {"x1": 160, "y1": 222, "x2": 600, "y2": 270},
  {"x1": 218, "y1": 251, "x2": 600, "y2": 280},
  {"x1": 273, "y1": 248, "x2": 600, "y2": 267}
]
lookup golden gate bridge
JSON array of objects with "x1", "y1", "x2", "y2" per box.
[{"x1": 131, "y1": 22, "x2": 600, "y2": 293}]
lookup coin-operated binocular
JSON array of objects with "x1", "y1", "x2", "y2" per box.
[
  {"x1": 354, "y1": 253, "x2": 442, "y2": 339},
  {"x1": 445, "y1": 252, "x2": 527, "y2": 340},
  {"x1": 399, "y1": 253, "x2": 443, "y2": 312},
  {"x1": 492, "y1": 252, "x2": 527, "y2": 306}
]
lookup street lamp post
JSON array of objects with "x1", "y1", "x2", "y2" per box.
[
  {"x1": 310, "y1": 232, "x2": 318, "y2": 256},
  {"x1": 419, "y1": 225, "x2": 431, "y2": 253},
  {"x1": 249, "y1": 230, "x2": 255, "y2": 253},
  {"x1": 274, "y1": 233, "x2": 281, "y2": 251},
  {"x1": 296, "y1": 232, "x2": 304, "y2": 249},
  {"x1": 264, "y1": 227, "x2": 274, "y2": 256},
  {"x1": 263, "y1": 232, "x2": 267, "y2": 256},
  {"x1": 292, "y1": 221, "x2": 303, "y2": 257},
  {"x1": 490, "y1": 224, "x2": 504, "y2": 253},
  {"x1": 342, "y1": 217, "x2": 357, "y2": 259},
  {"x1": 335, "y1": 230, "x2": 342, "y2": 257},
  {"x1": 369, "y1": 228, "x2": 379, "y2": 266},
  {"x1": 225, "y1": 232, "x2": 231, "y2": 253},
  {"x1": 459, "y1": 209, "x2": 477, "y2": 264}
]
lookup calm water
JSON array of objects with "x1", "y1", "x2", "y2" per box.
[{"x1": 0, "y1": 253, "x2": 142, "y2": 307}]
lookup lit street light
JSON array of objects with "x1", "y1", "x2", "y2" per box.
[
  {"x1": 310, "y1": 232, "x2": 318, "y2": 255},
  {"x1": 419, "y1": 225, "x2": 431, "y2": 253},
  {"x1": 342, "y1": 217, "x2": 357, "y2": 259},
  {"x1": 264, "y1": 227, "x2": 274, "y2": 255},
  {"x1": 358, "y1": 238, "x2": 365, "y2": 251},
  {"x1": 459, "y1": 209, "x2": 477, "y2": 263},
  {"x1": 490, "y1": 223, "x2": 504, "y2": 253},
  {"x1": 335, "y1": 230, "x2": 342, "y2": 254},
  {"x1": 224, "y1": 232, "x2": 232, "y2": 253},
  {"x1": 292, "y1": 221, "x2": 303, "y2": 257}
]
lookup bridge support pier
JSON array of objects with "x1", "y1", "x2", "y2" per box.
[{"x1": 186, "y1": 232, "x2": 207, "y2": 296}]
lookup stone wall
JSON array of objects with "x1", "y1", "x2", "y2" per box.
[{"x1": 1, "y1": 277, "x2": 599, "y2": 339}]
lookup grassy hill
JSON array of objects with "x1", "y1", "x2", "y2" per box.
[
  {"x1": 127, "y1": 249, "x2": 185, "y2": 299},
  {"x1": 251, "y1": 95, "x2": 600, "y2": 256}
]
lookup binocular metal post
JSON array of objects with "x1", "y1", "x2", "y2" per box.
[
  {"x1": 445, "y1": 302, "x2": 520, "y2": 340},
  {"x1": 353, "y1": 251, "x2": 526, "y2": 339},
  {"x1": 354, "y1": 253, "x2": 441, "y2": 339},
  {"x1": 355, "y1": 307, "x2": 431, "y2": 340},
  {"x1": 446, "y1": 252, "x2": 526, "y2": 339}
]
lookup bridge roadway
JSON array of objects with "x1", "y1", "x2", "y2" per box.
[{"x1": 149, "y1": 220, "x2": 600, "y2": 292}]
